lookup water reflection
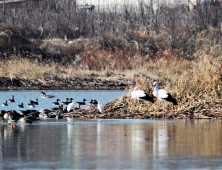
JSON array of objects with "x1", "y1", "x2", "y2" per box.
[{"x1": 0, "y1": 119, "x2": 222, "y2": 169}]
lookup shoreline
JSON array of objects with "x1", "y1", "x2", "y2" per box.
[{"x1": 0, "y1": 77, "x2": 135, "y2": 91}]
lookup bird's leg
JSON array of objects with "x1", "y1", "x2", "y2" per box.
[
  {"x1": 162, "y1": 103, "x2": 165, "y2": 118},
  {"x1": 139, "y1": 101, "x2": 143, "y2": 112},
  {"x1": 9, "y1": 121, "x2": 13, "y2": 128},
  {"x1": 13, "y1": 122, "x2": 17, "y2": 128}
]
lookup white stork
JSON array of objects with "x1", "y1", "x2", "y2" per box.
[
  {"x1": 97, "y1": 102, "x2": 104, "y2": 113},
  {"x1": 67, "y1": 102, "x2": 76, "y2": 112},
  {"x1": 152, "y1": 81, "x2": 177, "y2": 111},
  {"x1": 131, "y1": 87, "x2": 154, "y2": 103}
]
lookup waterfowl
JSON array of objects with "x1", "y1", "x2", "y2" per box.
[
  {"x1": 39, "y1": 109, "x2": 51, "y2": 119},
  {"x1": 17, "y1": 103, "x2": 24, "y2": 108},
  {"x1": 54, "y1": 110, "x2": 64, "y2": 119},
  {"x1": 41, "y1": 91, "x2": 55, "y2": 98},
  {"x1": 61, "y1": 98, "x2": 69, "y2": 105},
  {"x1": 19, "y1": 110, "x2": 38, "y2": 116},
  {"x1": 4, "y1": 110, "x2": 23, "y2": 128},
  {"x1": 52, "y1": 99, "x2": 60, "y2": 105},
  {"x1": 67, "y1": 102, "x2": 76, "y2": 112},
  {"x1": 68, "y1": 98, "x2": 74, "y2": 104},
  {"x1": 0, "y1": 110, "x2": 6, "y2": 123},
  {"x1": 2, "y1": 100, "x2": 8, "y2": 106},
  {"x1": 19, "y1": 115, "x2": 40, "y2": 124},
  {"x1": 8, "y1": 95, "x2": 15, "y2": 103},
  {"x1": 76, "y1": 99, "x2": 87, "y2": 109},
  {"x1": 31, "y1": 98, "x2": 39, "y2": 105},
  {"x1": 51, "y1": 104, "x2": 63, "y2": 111},
  {"x1": 97, "y1": 102, "x2": 104, "y2": 113},
  {"x1": 88, "y1": 99, "x2": 93, "y2": 106},
  {"x1": 27, "y1": 101, "x2": 35, "y2": 108},
  {"x1": 131, "y1": 87, "x2": 154, "y2": 103},
  {"x1": 39, "y1": 111, "x2": 48, "y2": 119},
  {"x1": 93, "y1": 100, "x2": 98, "y2": 106},
  {"x1": 152, "y1": 81, "x2": 177, "y2": 115}
]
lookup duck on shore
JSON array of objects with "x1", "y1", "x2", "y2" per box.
[
  {"x1": 4, "y1": 110, "x2": 23, "y2": 128},
  {"x1": 0, "y1": 110, "x2": 6, "y2": 123}
]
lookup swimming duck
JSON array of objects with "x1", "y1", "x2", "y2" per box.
[
  {"x1": 76, "y1": 99, "x2": 87, "y2": 109},
  {"x1": 88, "y1": 99, "x2": 93, "y2": 106},
  {"x1": 17, "y1": 103, "x2": 24, "y2": 108},
  {"x1": 31, "y1": 98, "x2": 39, "y2": 105},
  {"x1": 68, "y1": 98, "x2": 74, "y2": 104},
  {"x1": 8, "y1": 95, "x2": 15, "y2": 103},
  {"x1": 52, "y1": 99, "x2": 60, "y2": 105},
  {"x1": 61, "y1": 98, "x2": 69, "y2": 105},
  {"x1": 41, "y1": 91, "x2": 55, "y2": 98},
  {"x1": 27, "y1": 101, "x2": 35, "y2": 108},
  {"x1": 2, "y1": 100, "x2": 8, "y2": 106}
]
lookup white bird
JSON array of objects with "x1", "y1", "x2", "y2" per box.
[
  {"x1": 152, "y1": 81, "x2": 177, "y2": 108},
  {"x1": 97, "y1": 102, "x2": 104, "y2": 113},
  {"x1": 67, "y1": 102, "x2": 76, "y2": 112},
  {"x1": 131, "y1": 87, "x2": 154, "y2": 103}
]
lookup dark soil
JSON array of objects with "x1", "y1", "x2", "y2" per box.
[{"x1": 0, "y1": 76, "x2": 135, "y2": 90}]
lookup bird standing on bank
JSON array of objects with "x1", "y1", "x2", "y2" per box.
[
  {"x1": 152, "y1": 81, "x2": 177, "y2": 118},
  {"x1": 97, "y1": 102, "x2": 104, "y2": 113},
  {"x1": 152, "y1": 81, "x2": 177, "y2": 106},
  {"x1": 131, "y1": 87, "x2": 154, "y2": 103},
  {"x1": 4, "y1": 110, "x2": 23, "y2": 128},
  {"x1": 67, "y1": 102, "x2": 76, "y2": 112}
]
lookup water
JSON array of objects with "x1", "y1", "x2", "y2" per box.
[
  {"x1": 0, "y1": 90, "x2": 127, "y2": 112},
  {"x1": 1, "y1": 118, "x2": 222, "y2": 169}
]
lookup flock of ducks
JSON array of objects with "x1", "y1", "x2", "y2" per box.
[
  {"x1": 0, "y1": 81, "x2": 177, "y2": 128},
  {"x1": 0, "y1": 91, "x2": 104, "y2": 128}
]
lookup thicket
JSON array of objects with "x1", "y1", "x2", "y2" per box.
[
  {"x1": 0, "y1": 1, "x2": 221, "y2": 60},
  {"x1": 0, "y1": 1, "x2": 222, "y2": 108}
]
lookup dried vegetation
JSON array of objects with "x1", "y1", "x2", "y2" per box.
[{"x1": 0, "y1": 1, "x2": 222, "y2": 118}]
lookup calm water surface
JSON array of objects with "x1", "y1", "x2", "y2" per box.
[{"x1": 1, "y1": 119, "x2": 222, "y2": 169}]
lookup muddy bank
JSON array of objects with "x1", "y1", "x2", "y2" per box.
[
  {"x1": 0, "y1": 77, "x2": 135, "y2": 90},
  {"x1": 64, "y1": 95, "x2": 222, "y2": 119}
]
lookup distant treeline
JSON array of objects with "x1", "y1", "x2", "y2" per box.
[{"x1": 0, "y1": 0, "x2": 221, "y2": 39}]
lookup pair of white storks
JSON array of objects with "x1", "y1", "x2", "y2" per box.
[{"x1": 132, "y1": 81, "x2": 177, "y2": 108}]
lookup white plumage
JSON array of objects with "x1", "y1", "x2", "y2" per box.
[
  {"x1": 97, "y1": 102, "x2": 104, "y2": 113},
  {"x1": 131, "y1": 87, "x2": 154, "y2": 103},
  {"x1": 67, "y1": 102, "x2": 76, "y2": 112},
  {"x1": 152, "y1": 81, "x2": 177, "y2": 105}
]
